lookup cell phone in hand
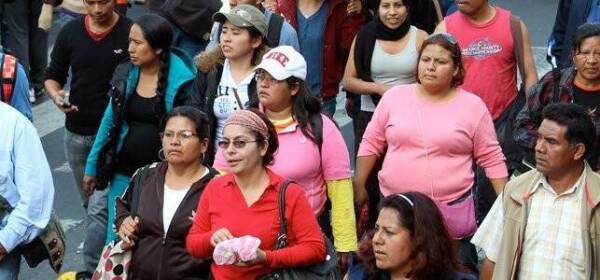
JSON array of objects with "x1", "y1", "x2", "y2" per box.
[{"x1": 61, "y1": 93, "x2": 72, "y2": 108}]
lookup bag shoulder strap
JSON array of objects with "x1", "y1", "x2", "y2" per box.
[
  {"x1": 1, "y1": 54, "x2": 17, "y2": 104},
  {"x1": 266, "y1": 13, "x2": 284, "y2": 47},
  {"x1": 275, "y1": 179, "x2": 294, "y2": 249},
  {"x1": 510, "y1": 14, "x2": 526, "y2": 88}
]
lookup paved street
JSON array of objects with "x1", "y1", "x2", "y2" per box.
[{"x1": 22, "y1": 0, "x2": 558, "y2": 278}]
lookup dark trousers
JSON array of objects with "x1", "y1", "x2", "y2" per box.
[{"x1": 0, "y1": 0, "x2": 47, "y2": 91}]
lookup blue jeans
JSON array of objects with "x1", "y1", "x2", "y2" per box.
[
  {"x1": 0, "y1": 249, "x2": 20, "y2": 280},
  {"x1": 64, "y1": 130, "x2": 108, "y2": 273},
  {"x1": 321, "y1": 98, "x2": 337, "y2": 118}
]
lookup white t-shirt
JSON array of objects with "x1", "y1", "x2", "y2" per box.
[
  {"x1": 213, "y1": 59, "x2": 255, "y2": 151},
  {"x1": 162, "y1": 169, "x2": 210, "y2": 234}
]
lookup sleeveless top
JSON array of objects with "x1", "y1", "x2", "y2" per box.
[
  {"x1": 446, "y1": 7, "x2": 517, "y2": 120},
  {"x1": 361, "y1": 26, "x2": 418, "y2": 112}
]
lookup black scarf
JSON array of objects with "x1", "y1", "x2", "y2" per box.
[{"x1": 352, "y1": 16, "x2": 411, "y2": 105}]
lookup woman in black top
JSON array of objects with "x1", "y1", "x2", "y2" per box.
[{"x1": 84, "y1": 14, "x2": 197, "y2": 243}]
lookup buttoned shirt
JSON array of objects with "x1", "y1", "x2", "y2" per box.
[
  {"x1": 472, "y1": 172, "x2": 586, "y2": 279},
  {"x1": 0, "y1": 102, "x2": 54, "y2": 252}
]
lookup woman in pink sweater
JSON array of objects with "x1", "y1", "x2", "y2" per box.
[{"x1": 354, "y1": 33, "x2": 508, "y2": 271}]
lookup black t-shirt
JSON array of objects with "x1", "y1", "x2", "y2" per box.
[
  {"x1": 573, "y1": 84, "x2": 600, "y2": 112},
  {"x1": 115, "y1": 92, "x2": 162, "y2": 176}
]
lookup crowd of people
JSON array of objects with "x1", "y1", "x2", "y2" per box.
[{"x1": 1, "y1": 0, "x2": 600, "y2": 279}]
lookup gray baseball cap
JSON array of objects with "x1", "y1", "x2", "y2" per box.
[{"x1": 213, "y1": 5, "x2": 268, "y2": 37}]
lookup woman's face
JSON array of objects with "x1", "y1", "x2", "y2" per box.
[
  {"x1": 417, "y1": 44, "x2": 458, "y2": 91},
  {"x1": 161, "y1": 116, "x2": 208, "y2": 165},
  {"x1": 378, "y1": 0, "x2": 408, "y2": 30},
  {"x1": 256, "y1": 70, "x2": 298, "y2": 112},
  {"x1": 574, "y1": 36, "x2": 600, "y2": 84},
  {"x1": 221, "y1": 124, "x2": 267, "y2": 174},
  {"x1": 372, "y1": 207, "x2": 413, "y2": 275},
  {"x1": 220, "y1": 21, "x2": 262, "y2": 60},
  {"x1": 128, "y1": 24, "x2": 161, "y2": 67}
]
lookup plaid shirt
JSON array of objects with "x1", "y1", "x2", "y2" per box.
[{"x1": 513, "y1": 67, "x2": 600, "y2": 169}]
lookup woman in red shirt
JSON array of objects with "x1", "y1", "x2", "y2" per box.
[{"x1": 186, "y1": 109, "x2": 325, "y2": 279}]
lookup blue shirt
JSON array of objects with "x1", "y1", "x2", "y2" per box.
[
  {"x1": 588, "y1": 0, "x2": 600, "y2": 23},
  {"x1": 297, "y1": 1, "x2": 328, "y2": 97},
  {"x1": 1, "y1": 54, "x2": 32, "y2": 122},
  {"x1": 0, "y1": 102, "x2": 54, "y2": 252}
]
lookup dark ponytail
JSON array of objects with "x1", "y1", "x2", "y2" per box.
[{"x1": 134, "y1": 14, "x2": 173, "y2": 119}]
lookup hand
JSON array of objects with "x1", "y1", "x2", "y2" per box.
[
  {"x1": 345, "y1": 98, "x2": 354, "y2": 117},
  {"x1": 376, "y1": 84, "x2": 391, "y2": 96},
  {"x1": 235, "y1": 248, "x2": 267, "y2": 266},
  {"x1": 38, "y1": 3, "x2": 53, "y2": 31},
  {"x1": 82, "y1": 176, "x2": 97, "y2": 197},
  {"x1": 353, "y1": 179, "x2": 367, "y2": 206},
  {"x1": 210, "y1": 228, "x2": 234, "y2": 247},
  {"x1": 346, "y1": 0, "x2": 362, "y2": 15},
  {"x1": 262, "y1": 0, "x2": 279, "y2": 13},
  {"x1": 118, "y1": 216, "x2": 140, "y2": 243},
  {"x1": 338, "y1": 252, "x2": 350, "y2": 273},
  {"x1": 51, "y1": 90, "x2": 79, "y2": 113}
]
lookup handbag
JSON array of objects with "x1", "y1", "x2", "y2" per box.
[
  {"x1": 259, "y1": 180, "x2": 342, "y2": 280},
  {"x1": 434, "y1": 193, "x2": 477, "y2": 239},
  {"x1": 92, "y1": 165, "x2": 150, "y2": 279},
  {"x1": 0, "y1": 197, "x2": 66, "y2": 273}
]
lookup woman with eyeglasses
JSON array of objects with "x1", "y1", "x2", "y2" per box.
[
  {"x1": 113, "y1": 106, "x2": 217, "y2": 279},
  {"x1": 187, "y1": 5, "x2": 269, "y2": 165},
  {"x1": 342, "y1": 0, "x2": 427, "y2": 231},
  {"x1": 186, "y1": 109, "x2": 326, "y2": 279},
  {"x1": 213, "y1": 45, "x2": 357, "y2": 269},
  {"x1": 354, "y1": 33, "x2": 508, "y2": 271},
  {"x1": 346, "y1": 192, "x2": 475, "y2": 280},
  {"x1": 83, "y1": 14, "x2": 197, "y2": 243}
]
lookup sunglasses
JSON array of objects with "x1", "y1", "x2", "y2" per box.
[{"x1": 218, "y1": 139, "x2": 259, "y2": 149}]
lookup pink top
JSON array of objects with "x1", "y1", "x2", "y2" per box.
[
  {"x1": 357, "y1": 84, "x2": 508, "y2": 203},
  {"x1": 213, "y1": 114, "x2": 351, "y2": 215},
  {"x1": 446, "y1": 7, "x2": 517, "y2": 120}
]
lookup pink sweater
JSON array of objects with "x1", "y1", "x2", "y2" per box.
[{"x1": 357, "y1": 84, "x2": 508, "y2": 203}]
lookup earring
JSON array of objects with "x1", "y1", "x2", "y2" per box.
[{"x1": 158, "y1": 148, "x2": 166, "y2": 161}]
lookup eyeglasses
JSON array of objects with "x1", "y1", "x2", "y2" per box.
[
  {"x1": 255, "y1": 72, "x2": 286, "y2": 86},
  {"x1": 576, "y1": 51, "x2": 600, "y2": 61},
  {"x1": 218, "y1": 139, "x2": 259, "y2": 149},
  {"x1": 160, "y1": 131, "x2": 198, "y2": 141},
  {"x1": 426, "y1": 32, "x2": 458, "y2": 45}
]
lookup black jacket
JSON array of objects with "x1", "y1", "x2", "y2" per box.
[
  {"x1": 115, "y1": 162, "x2": 218, "y2": 280},
  {"x1": 187, "y1": 48, "x2": 258, "y2": 165},
  {"x1": 549, "y1": 0, "x2": 592, "y2": 68}
]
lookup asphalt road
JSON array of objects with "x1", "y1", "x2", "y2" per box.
[{"x1": 22, "y1": 0, "x2": 558, "y2": 278}]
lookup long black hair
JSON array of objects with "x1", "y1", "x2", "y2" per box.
[
  {"x1": 134, "y1": 14, "x2": 173, "y2": 118},
  {"x1": 286, "y1": 78, "x2": 323, "y2": 145}
]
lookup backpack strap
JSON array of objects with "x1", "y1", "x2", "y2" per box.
[
  {"x1": 509, "y1": 15, "x2": 526, "y2": 89},
  {"x1": 266, "y1": 13, "x2": 284, "y2": 47},
  {"x1": 0, "y1": 54, "x2": 17, "y2": 104}
]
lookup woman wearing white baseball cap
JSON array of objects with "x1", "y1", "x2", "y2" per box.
[
  {"x1": 188, "y1": 4, "x2": 269, "y2": 165},
  {"x1": 213, "y1": 45, "x2": 358, "y2": 268}
]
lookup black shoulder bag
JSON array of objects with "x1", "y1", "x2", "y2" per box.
[{"x1": 259, "y1": 180, "x2": 342, "y2": 280}]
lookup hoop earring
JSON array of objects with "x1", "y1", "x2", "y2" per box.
[{"x1": 158, "y1": 148, "x2": 166, "y2": 161}]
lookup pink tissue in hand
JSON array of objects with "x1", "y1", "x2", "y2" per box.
[{"x1": 213, "y1": 235, "x2": 261, "y2": 265}]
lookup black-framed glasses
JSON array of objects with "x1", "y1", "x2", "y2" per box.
[
  {"x1": 218, "y1": 139, "x2": 259, "y2": 149},
  {"x1": 160, "y1": 131, "x2": 198, "y2": 141},
  {"x1": 426, "y1": 32, "x2": 458, "y2": 45}
]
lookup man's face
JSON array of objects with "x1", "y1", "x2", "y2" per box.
[
  {"x1": 229, "y1": 0, "x2": 260, "y2": 8},
  {"x1": 455, "y1": 0, "x2": 486, "y2": 15},
  {"x1": 535, "y1": 119, "x2": 584, "y2": 177},
  {"x1": 84, "y1": 0, "x2": 115, "y2": 25}
]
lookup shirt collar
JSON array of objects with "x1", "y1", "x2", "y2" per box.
[
  {"x1": 528, "y1": 170, "x2": 586, "y2": 198},
  {"x1": 223, "y1": 168, "x2": 282, "y2": 191}
]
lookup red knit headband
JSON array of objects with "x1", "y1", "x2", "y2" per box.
[{"x1": 224, "y1": 110, "x2": 269, "y2": 140}]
